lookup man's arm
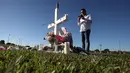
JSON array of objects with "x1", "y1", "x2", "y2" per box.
[
  {"x1": 87, "y1": 14, "x2": 92, "y2": 24},
  {"x1": 77, "y1": 16, "x2": 81, "y2": 25},
  {"x1": 78, "y1": 15, "x2": 85, "y2": 25},
  {"x1": 82, "y1": 14, "x2": 92, "y2": 24}
]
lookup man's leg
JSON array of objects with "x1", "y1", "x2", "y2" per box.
[
  {"x1": 81, "y1": 32, "x2": 85, "y2": 50},
  {"x1": 70, "y1": 36, "x2": 73, "y2": 49},
  {"x1": 86, "y1": 29, "x2": 91, "y2": 53},
  {"x1": 67, "y1": 34, "x2": 73, "y2": 49}
]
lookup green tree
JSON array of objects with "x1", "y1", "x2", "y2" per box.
[
  {"x1": 103, "y1": 48, "x2": 110, "y2": 53},
  {"x1": 6, "y1": 43, "x2": 15, "y2": 46},
  {"x1": 25, "y1": 45, "x2": 30, "y2": 47},
  {"x1": 95, "y1": 49, "x2": 100, "y2": 52},
  {"x1": 11, "y1": 43, "x2": 15, "y2": 46},
  {"x1": 0, "y1": 40, "x2": 5, "y2": 44},
  {"x1": 6, "y1": 42, "x2": 11, "y2": 45}
]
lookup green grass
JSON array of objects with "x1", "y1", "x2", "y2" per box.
[{"x1": 0, "y1": 50, "x2": 130, "y2": 73}]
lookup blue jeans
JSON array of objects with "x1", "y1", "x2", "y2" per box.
[{"x1": 81, "y1": 29, "x2": 91, "y2": 52}]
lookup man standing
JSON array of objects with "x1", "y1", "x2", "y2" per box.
[{"x1": 78, "y1": 8, "x2": 92, "y2": 54}]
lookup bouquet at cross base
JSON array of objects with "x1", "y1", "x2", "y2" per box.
[{"x1": 44, "y1": 32, "x2": 64, "y2": 45}]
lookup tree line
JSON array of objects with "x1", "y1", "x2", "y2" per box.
[{"x1": 0, "y1": 40, "x2": 30, "y2": 49}]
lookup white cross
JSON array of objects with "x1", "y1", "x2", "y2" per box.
[{"x1": 48, "y1": 2, "x2": 68, "y2": 52}]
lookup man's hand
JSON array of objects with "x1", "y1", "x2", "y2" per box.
[{"x1": 78, "y1": 16, "x2": 81, "y2": 23}]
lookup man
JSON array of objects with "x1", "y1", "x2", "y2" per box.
[
  {"x1": 78, "y1": 8, "x2": 92, "y2": 54},
  {"x1": 44, "y1": 27, "x2": 89, "y2": 55}
]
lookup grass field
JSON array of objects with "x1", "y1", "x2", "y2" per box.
[{"x1": 0, "y1": 50, "x2": 130, "y2": 73}]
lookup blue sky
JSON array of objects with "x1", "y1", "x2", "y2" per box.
[{"x1": 0, "y1": 0, "x2": 130, "y2": 51}]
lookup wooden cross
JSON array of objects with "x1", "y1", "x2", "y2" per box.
[{"x1": 48, "y1": 2, "x2": 68, "y2": 52}]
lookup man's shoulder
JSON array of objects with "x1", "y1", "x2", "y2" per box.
[
  {"x1": 85, "y1": 14, "x2": 92, "y2": 20},
  {"x1": 85, "y1": 14, "x2": 91, "y2": 17}
]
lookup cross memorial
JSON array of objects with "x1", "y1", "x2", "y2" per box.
[{"x1": 48, "y1": 2, "x2": 68, "y2": 52}]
